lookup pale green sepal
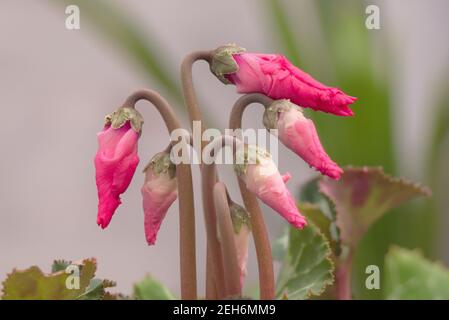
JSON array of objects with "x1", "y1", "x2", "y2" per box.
[
  {"x1": 229, "y1": 202, "x2": 252, "y2": 234},
  {"x1": 105, "y1": 107, "x2": 144, "y2": 133},
  {"x1": 210, "y1": 44, "x2": 246, "y2": 84},
  {"x1": 233, "y1": 144, "x2": 271, "y2": 176},
  {"x1": 143, "y1": 151, "x2": 176, "y2": 179},
  {"x1": 262, "y1": 99, "x2": 297, "y2": 130}
]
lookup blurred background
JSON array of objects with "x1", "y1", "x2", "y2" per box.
[{"x1": 0, "y1": 0, "x2": 448, "y2": 299}]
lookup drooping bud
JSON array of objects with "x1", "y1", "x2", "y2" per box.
[
  {"x1": 234, "y1": 145, "x2": 307, "y2": 229},
  {"x1": 263, "y1": 99, "x2": 343, "y2": 180},
  {"x1": 95, "y1": 107, "x2": 143, "y2": 229},
  {"x1": 210, "y1": 44, "x2": 357, "y2": 116},
  {"x1": 141, "y1": 151, "x2": 178, "y2": 245}
]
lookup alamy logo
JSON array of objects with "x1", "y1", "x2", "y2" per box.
[
  {"x1": 168, "y1": 121, "x2": 279, "y2": 166},
  {"x1": 365, "y1": 265, "x2": 380, "y2": 290},
  {"x1": 365, "y1": 5, "x2": 380, "y2": 30},
  {"x1": 65, "y1": 264, "x2": 80, "y2": 290},
  {"x1": 65, "y1": 5, "x2": 80, "y2": 30}
]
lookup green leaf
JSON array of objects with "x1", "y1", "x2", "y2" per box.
[
  {"x1": 298, "y1": 203, "x2": 332, "y2": 242},
  {"x1": 51, "y1": 260, "x2": 71, "y2": 273},
  {"x1": 78, "y1": 278, "x2": 104, "y2": 300},
  {"x1": 298, "y1": 202, "x2": 340, "y2": 256},
  {"x1": 318, "y1": 166, "x2": 431, "y2": 249},
  {"x1": 385, "y1": 247, "x2": 449, "y2": 299},
  {"x1": 299, "y1": 178, "x2": 335, "y2": 220},
  {"x1": 275, "y1": 224, "x2": 334, "y2": 299},
  {"x1": 273, "y1": 201, "x2": 338, "y2": 262},
  {"x1": 2, "y1": 258, "x2": 97, "y2": 300},
  {"x1": 133, "y1": 275, "x2": 175, "y2": 300},
  {"x1": 77, "y1": 278, "x2": 117, "y2": 300},
  {"x1": 272, "y1": 228, "x2": 289, "y2": 261}
]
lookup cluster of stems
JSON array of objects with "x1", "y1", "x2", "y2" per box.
[{"x1": 119, "y1": 50, "x2": 282, "y2": 299}]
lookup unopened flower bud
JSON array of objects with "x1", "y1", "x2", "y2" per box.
[
  {"x1": 141, "y1": 151, "x2": 177, "y2": 245},
  {"x1": 210, "y1": 44, "x2": 357, "y2": 116},
  {"x1": 234, "y1": 145, "x2": 307, "y2": 229},
  {"x1": 264, "y1": 99, "x2": 343, "y2": 180},
  {"x1": 95, "y1": 107, "x2": 143, "y2": 229}
]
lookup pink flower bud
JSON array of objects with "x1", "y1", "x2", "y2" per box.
[
  {"x1": 141, "y1": 152, "x2": 178, "y2": 245},
  {"x1": 264, "y1": 100, "x2": 343, "y2": 180},
  {"x1": 229, "y1": 202, "x2": 251, "y2": 287},
  {"x1": 210, "y1": 45, "x2": 357, "y2": 116},
  {"x1": 94, "y1": 107, "x2": 143, "y2": 229},
  {"x1": 234, "y1": 146, "x2": 307, "y2": 229}
]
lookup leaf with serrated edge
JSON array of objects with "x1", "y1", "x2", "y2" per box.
[
  {"x1": 300, "y1": 177, "x2": 336, "y2": 221},
  {"x1": 319, "y1": 166, "x2": 431, "y2": 249},
  {"x1": 133, "y1": 275, "x2": 175, "y2": 300},
  {"x1": 298, "y1": 202, "x2": 340, "y2": 256},
  {"x1": 51, "y1": 260, "x2": 71, "y2": 273},
  {"x1": 1, "y1": 258, "x2": 97, "y2": 300},
  {"x1": 74, "y1": 258, "x2": 97, "y2": 294},
  {"x1": 78, "y1": 278, "x2": 104, "y2": 300},
  {"x1": 276, "y1": 223, "x2": 334, "y2": 299},
  {"x1": 77, "y1": 278, "x2": 116, "y2": 300},
  {"x1": 385, "y1": 246, "x2": 449, "y2": 299},
  {"x1": 298, "y1": 202, "x2": 332, "y2": 244}
]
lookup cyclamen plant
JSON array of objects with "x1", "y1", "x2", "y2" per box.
[{"x1": 94, "y1": 43, "x2": 358, "y2": 300}]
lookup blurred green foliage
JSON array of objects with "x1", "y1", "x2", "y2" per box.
[
  {"x1": 267, "y1": 0, "x2": 445, "y2": 299},
  {"x1": 385, "y1": 247, "x2": 449, "y2": 299},
  {"x1": 133, "y1": 275, "x2": 175, "y2": 300}
]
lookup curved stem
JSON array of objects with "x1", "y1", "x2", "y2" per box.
[
  {"x1": 180, "y1": 50, "x2": 212, "y2": 131},
  {"x1": 336, "y1": 252, "x2": 353, "y2": 300},
  {"x1": 228, "y1": 93, "x2": 274, "y2": 127},
  {"x1": 123, "y1": 89, "x2": 197, "y2": 300},
  {"x1": 229, "y1": 93, "x2": 275, "y2": 300},
  {"x1": 203, "y1": 135, "x2": 245, "y2": 298},
  {"x1": 213, "y1": 182, "x2": 242, "y2": 297},
  {"x1": 181, "y1": 50, "x2": 226, "y2": 299},
  {"x1": 200, "y1": 163, "x2": 226, "y2": 298}
]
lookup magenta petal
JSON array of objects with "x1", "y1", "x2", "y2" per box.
[
  {"x1": 331, "y1": 104, "x2": 355, "y2": 116},
  {"x1": 141, "y1": 169, "x2": 177, "y2": 245},
  {"x1": 229, "y1": 53, "x2": 357, "y2": 116},
  {"x1": 94, "y1": 123, "x2": 139, "y2": 229},
  {"x1": 243, "y1": 158, "x2": 307, "y2": 229},
  {"x1": 278, "y1": 108, "x2": 343, "y2": 180},
  {"x1": 282, "y1": 172, "x2": 292, "y2": 183}
]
